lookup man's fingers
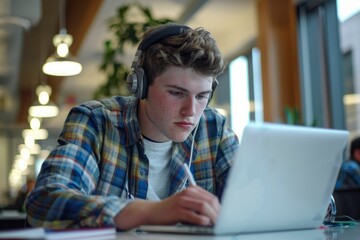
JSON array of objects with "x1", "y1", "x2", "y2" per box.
[
  {"x1": 178, "y1": 207, "x2": 212, "y2": 226},
  {"x1": 177, "y1": 188, "x2": 220, "y2": 224},
  {"x1": 182, "y1": 186, "x2": 221, "y2": 214}
]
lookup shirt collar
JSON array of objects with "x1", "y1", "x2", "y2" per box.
[{"x1": 122, "y1": 97, "x2": 142, "y2": 147}]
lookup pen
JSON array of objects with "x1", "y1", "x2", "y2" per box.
[{"x1": 182, "y1": 163, "x2": 197, "y2": 186}]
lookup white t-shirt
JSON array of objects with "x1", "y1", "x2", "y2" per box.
[{"x1": 143, "y1": 137, "x2": 173, "y2": 200}]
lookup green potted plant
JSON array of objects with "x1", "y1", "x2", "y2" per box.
[{"x1": 284, "y1": 106, "x2": 317, "y2": 127}]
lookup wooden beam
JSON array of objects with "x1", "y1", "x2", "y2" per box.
[
  {"x1": 257, "y1": 0, "x2": 301, "y2": 123},
  {"x1": 66, "y1": 0, "x2": 104, "y2": 55}
]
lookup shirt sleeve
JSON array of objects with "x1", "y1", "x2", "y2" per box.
[
  {"x1": 335, "y1": 160, "x2": 360, "y2": 189},
  {"x1": 214, "y1": 118, "x2": 240, "y2": 199},
  {"x1": 25, "y1": 104, "x2": 130, "y2": 229}
]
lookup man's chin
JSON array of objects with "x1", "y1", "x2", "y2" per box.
[{"x1": 169, "y1": 133, "x2": 191, "y2": 143}]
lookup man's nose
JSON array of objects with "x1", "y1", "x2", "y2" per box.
[{"x1": 181, "y1": 96, "x2": 196, "y2": 116}]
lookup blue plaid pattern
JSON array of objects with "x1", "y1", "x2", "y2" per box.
[
  {"x1": 26, "y1": 96, "x2": 239, "y2": 229},
  {"x1": 336, "y1": 159, "x2": 360, "y2": 189}
]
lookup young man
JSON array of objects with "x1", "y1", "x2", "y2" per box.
[
  {"x1": 26, "y1": 23, "x2": 239, "y2": 230},
  {"x1": 336, "y1": 136, "x2": 360, "y2": 189}
]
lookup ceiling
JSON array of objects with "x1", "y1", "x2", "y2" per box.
[{"x1": 0, "y1": 0, "x2": 258, "y2": 136}]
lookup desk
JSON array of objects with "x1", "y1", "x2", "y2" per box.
[
  {"x1": 0, "y1": 224, "x2": 358, "y2": 239},
  {"x1": 116, "y1": 224, "x2": 360, "y2": 240},
  {"x1": 0, "y1": 210, "x2": 26, "y2": 230}
]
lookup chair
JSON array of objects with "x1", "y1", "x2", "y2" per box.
[{"x1": 333, "y1": 188, "x2": 360, "y2": 221}]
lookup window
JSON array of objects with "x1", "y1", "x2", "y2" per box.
[
  {"x1": 228, "y1": 48, "x2": 263, "y2": 138},
  {"x1": 297, "y1": 0, "x2": 345, "y2": 129},
  {"x1": 337, "y1": 0, "x2": 360, "y2": 137}
]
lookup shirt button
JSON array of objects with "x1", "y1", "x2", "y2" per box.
[{"x1": 140, "y1": 168, "x2": 146, "y2": 175}]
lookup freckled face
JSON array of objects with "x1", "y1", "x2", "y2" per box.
[{"x1": 138, "y1": 66, "x2": 213, "y2": 142}]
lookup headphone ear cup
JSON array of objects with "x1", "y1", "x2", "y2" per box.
[
  {"x1": 126, "y1": 69, "x2": 137, "y2": 94},
  {"x1": 207, "y1": 79, "x2": 218, "y2": 106},
  {"x1": 126, "y1": 67, "x2": 148, "y2": 99},
  {"x1": 138, "y1": 67, "x2": 148, "y2": 99},
  {"x1": 207, "y1": 93, "x2": 213, "y2": 106}
]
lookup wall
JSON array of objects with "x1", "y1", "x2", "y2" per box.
[{"x1": 0, "y1": 133, "x2": 9, "y2": 206}]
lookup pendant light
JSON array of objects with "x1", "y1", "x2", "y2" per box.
[
  {"x1": 42, "y1": 0, "x2": 82, "y2": 76},
  {"x1": 28, "y1": 83, "x2": 59, "y2": 118}
]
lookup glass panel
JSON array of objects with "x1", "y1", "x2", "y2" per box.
[
  {"x1": 251, "y1": 48, "x2": 264, "y2": 123},
  {"x1": 229, "y1": 48, "x2": 263, "y2": 139},
  {"x1": 297, "y1": 0, "x2": 345, "y2": 129},
  {"x1": 337, "y1": 0, "x2": 360, "y2": 137},
  {"x1": 230, "y1": 56, "x2": 250, "y2": 138}
]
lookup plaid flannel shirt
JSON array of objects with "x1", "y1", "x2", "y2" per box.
[
  {"x1": 26, "y1": 96, "x2": 239, "y2": 229},
  {"x1": 336, "y1": 159, "x2": 360, "y2": 189}
]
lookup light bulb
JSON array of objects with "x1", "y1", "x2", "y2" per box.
[
  {"x1": 38, "y1": 91, "x2": 50, "y2": 105},
  {"x1": 57, "y1": 42, "x2": 69, "y2": 57},
  {"x1": 29, "y1": 117, "x2": 41, "y2": 130},
  {"x1": 20, "y1": 148, "x2": 30, "y2": 160},
  {"x1": 25, "y1": 135, "x2": 35, "y2": 148}
]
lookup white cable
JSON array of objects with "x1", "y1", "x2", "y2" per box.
[{"x1": 188, "y1": 123, "x2": 199, "y2": 169}]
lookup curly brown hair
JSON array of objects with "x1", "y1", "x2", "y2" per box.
[{"x1": 139, "y1": 23, "x2": 226, "y2": 86}]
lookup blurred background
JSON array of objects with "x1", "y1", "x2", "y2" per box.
[{"x1": 0, "y1": 0, "x2": 359, "y2": 209}]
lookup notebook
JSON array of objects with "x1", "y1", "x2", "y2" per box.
[{"x1": 138, "y1": 122, "x2": 349, "y2": 235}]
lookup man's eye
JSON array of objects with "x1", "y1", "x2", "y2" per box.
[
  {"x1": 196, "y1": 93, "x2": 210, "y2": 100},
  {"x1": 169, "y1": 90, "x2": 184, "y2": 97}
]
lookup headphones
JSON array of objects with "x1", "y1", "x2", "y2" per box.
[{"x1": 126, "y1": 24, "x2": 218, "y2": 103}]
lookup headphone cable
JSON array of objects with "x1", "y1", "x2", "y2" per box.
[{"x1": 188, "y1": 123, "x2": 199, "y2": 170}]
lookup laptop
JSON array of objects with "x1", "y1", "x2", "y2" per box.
[{"x1": 138, "y1": 122, "x2": 349, "y2": 235}]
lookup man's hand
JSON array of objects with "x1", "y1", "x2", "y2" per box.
[{"x1": 114, "y1": 185, "x2": 220, "y2": 230}]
